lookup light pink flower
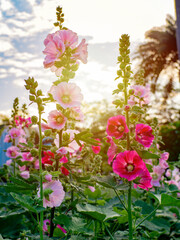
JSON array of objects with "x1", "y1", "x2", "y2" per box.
[
  {"x1": 151, "y1": 165, "x2": 164, "y2": 187},
  {"x1": 134, "y1": 167, "x2": 152, "y2": 190},
  {"x1": 135, "y1": 123, "x2": 154, "y2": 148},
  {"x1": 69, "y1": 107, "x2": 84, "y2": 121},
  {"x1": 41, "y1": 123, "x2": 52, "y2": 132},
  {"x1": 6, "y1": 146, "x2": 20, "y2": 158},
  {"x1": 165, "y1": 169, "x2": 171, "y2": 178},
  {"x1": 107, "y1": 136, "x2": 117, "y2": 165},
  {"x1": 73, "y1": 39, "x2": 88, "y2": 64},
  {"x1": 48, "y1": 110, "x2": 67, "y2": 130},
  {"x1": 45, "y1": 174, "x2": 52, "y2": 182},
  {"x1": 38, "y1": 180, "x2": 65, "y2": 208},
  {"x1": 112, "y1": 150, "x2": 145, "y2": 181},
  {"x1": 58, "y1": 29, "x2": 78, "y2": 48},
  {"x1": 20, "y1": 171, "x2": 30, "y2": 179},
  {"x1": 51, "y1": 82, "x2": 83, "y2": 109},
  {"x1": 22, "y1": 152, "x2": 33, "y2": 162},
  {"x1": 159, "y1": 152, "x2": 169, "y2": 169},
  {"x1": 92, "y1": 138, "x2": 101, "y2": 154},
  {"x1": 5, "y1": 159, "x2": 12, "y2": 166},
  {"x1": 9, "y1": 128, "x2": 21, "y2": 139},
  {"x1": 129, "y1": 84, "x2": 150, "y2": 106},
  {"x1": 19, "y1": 165, "x2": 26, "y2": 171},
  {"x1": 4, "y1": 134, "x2": 11, "y2": 143},
  {"x1": 34, "y1": 160, "x2": 39, "y2": 169},
  {"x1": 106, "y1": 115, "x2": 129, "y2": 139},
  {"x1": 88, "y1": 186, "x2": 95, "y2": 192},
  {"x1": 56, "y1": 147, "x2": 68, "y2": 155}
]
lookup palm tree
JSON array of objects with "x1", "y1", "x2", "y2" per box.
[{"x1": 133, "y1": 15, "x2": 179, "y2": 102}]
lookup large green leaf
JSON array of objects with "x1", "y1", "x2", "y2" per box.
[
  {"x1": 161, "y1": 193, "x2": 180, "y2": 207},
  {"x1": 136, "y1": 150, "x2": 159, "y2": 159}
]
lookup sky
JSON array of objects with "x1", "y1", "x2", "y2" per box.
[{"x1": 0, "y1": 0, "x2": 176, "y2": 118}]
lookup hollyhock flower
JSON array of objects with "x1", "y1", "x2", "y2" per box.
[
  {"x1": 61, "y1": 166, "x2": 69, "y2": 176},
  {"x1": 19, "y1": 166, "x2": 26, "y2": 171},
  {"x1": 159, "y1": 152, "x2": 169, "y2": 169},
  {"x1": 20, "y1": 171, "x2": 30, "y2": 179},
  {"x1": 22, "y1": 152, "x2": 33, "y2": 162},
  {"x1": 9, "y1": 128, "x2": 21, "y2": 139},
  {"x1": 41, "y1": 123, "x2": 52, "y2": 132},
  {"x1": 60, "y1": 156, "x2": 68, "y2": 163},
  {"x1": 24, "y1": 117, "x2": 32, "y2": 127},
  {"x1": 58, "y1": 29, "x2": 78, "y2": 48},
  {"x1": 34, "y1": 160, "x2": 39, "y2": 169},
  {"x1": 107, "y1": 136, "x2": 117, "y2": 165},
  {"x1": 38, "y1": 180, "x2": 65, "y2": 208},
  {"x1": 73, "y1": 39, "x2": 88, "y2": 64},
  {"x1": 6, "y1": 146, "x2": 20, "y2": 158},
  {"x1": 42, "y1": 151, "x2": 54, "y2": 165},
  {"x1": 4, "y1": 134, "x2": 11, "y2": 143},
  {"x1": 51, "y1": 82, "x2": 83, "y2": 109},
  {"x1": 56, "y1": 147, "x2": 68, "y2": 155},
  {"x1": 106, "y1": 115, "x2": 129, "y2": 139},
  {"x1": 45, "y1": 174, "x2": 52, "y2": 182},
  {"x1": 5, "y1": 159, "x2": 12, "y2": 166},
  {"x1": 88, "y1": 186, "x2": 96, "y2": 192},
  {"x1": 112, "y1": 150, "x2": 145, "y2": 181},
  {"x1": 151, "y1": 165, "x2": 164, "y2": 187},
  {"x1": 165, "y1": 169, "x2": 171, "y2": 178},
  {"x1": 69, "y1": 107, "x2": 84, "y2": 121},
  {"x1": 48, "y1": 110, "x2": 67, "y2": 130},
  {"x1": 57, "y1": 224, "x2": 67, "y2": 234},
  {"x1": 92, "y1": 138, "x2": 101, "y2": 154},
  {"x1": 135, "y1": 123, "x2": 154, "y2": 148},
  {"x1": 43, "y1": 219, "x2": 50, "y2": 233},
  {"x1": 130, "y1": 84, "x2": 150, "y2": 105},
  {"x1": 134, "y1": 167, "x2": 152, "y2": 190}
]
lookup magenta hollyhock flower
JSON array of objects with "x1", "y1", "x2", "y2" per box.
[
  {"x1": 61, "y1": 166, "x2": 69, "y2": 176},
  {"x1": 43, "y1": 219, "x2": 50, "y2": 233},
  {"x1": 92, "y1": 138, "x2": 101, "y2": 154},
  {"x1": 135, "y1": 123, "x2": 154, "y2": 148},
  {"x1": 20, "y1": 171, "x2": 30, "y2": 179},
  {"x1": 19, "y1": 165, "x2": 26, "y2": 171},
  {"x1": 57, "y1": 224, "x2": 67, "y2": 234},
  {"x1": 38, "y1": 180, "x2": 65, "y2": 208},
  {"x1": 106, "y1": 115, "x2": 129, "y2": 139},
  {"x1": 9, "y1": 128, "x2": 21, "y2": 139},
  {"x1": 134, "y1": 167, "x2": 152, "y2": 190},
  {"x1": 73, "y1": 39, "x2": 88, "y2": 64},
  {"x1": 42, "y1": 151, "x2": 54, "y2": 165},
  {"x1": 6, "y1": 146, "x2": 20, "y2": 158},
  {"x1": 107, "y1": 136, "x2": 117, "y2": 165},
  {"x1": 22, "y1": 152, "x2": 33, "y2": 162},
  {"x1": 51, "y1": 82, "x2": 83, "y2": 109},
  {"x1": 60, "y1": 156, "x2": 68, "y2": 163},
  {"x1": 112, "y1": 150, "x2": 145, "y2": 181},
  {"x1": 151, "y1": 165, "x2": 164, "y2": 187},
  {"x1": 48, "y1": 110, "x2": 67, "y2": 130}
]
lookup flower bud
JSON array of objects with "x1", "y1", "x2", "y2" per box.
[
  {"x1": 44, "y1": 129, "x2": 52, "y2": 136},
  {"x1": 117, "y1": 56, "x2": 123, "y2": 62},
  {"x1": 129, "y1": 89, "x2": 134, "y2": 95},
  {"x1": 126, "y1": 65, "x2": 131, "y2": 71},
  {"x1": 29, "y1": 95, "x2": 36, "y2": 101},
  {"x1": 31, "y1": 115, "x2": 38, "y2": 124},
  {"x1": 30, "y1": 148, "x2": 38, "y2": 157},
  {"x1": 30, "y1": 88, "x2": 36, "y2": 95},
  {"x1": 37, "y1": 90, "x2": 43, "y2": 96},
  {"x1": 120, "y1": 62, "x2": 126, "y2": 70},
  {"x1": 117, "y1": 70, "x2": 122, "y2": 76},
  {"x1": 118, "y1": 83, "x2": 124, "y2": 90},
  {"x1": 39, "y1": 105, "x2": 44, "y2": 112},
  {"x1": 124, "y1": 105, "x2": 130, "y2": 111},
  {"x1": 36, "y1": 97, "x2": 42, "y2": 105},
  {"x1": 63, "y1": 132, "x2": 70, "y2": 141}
]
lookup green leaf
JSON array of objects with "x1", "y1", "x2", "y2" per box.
[
  {"x1": 161, "y1": 193, "x2": 180, "y2": 207},
  {"x1": 131, "y1": 105, "x2": 144, "y2": 114},
  {"x1": 77, "y1": 204, "x2": 106, "y2": 221},
  {"x1": 137, "y1": 150, "x2": 160, "y2": 159},
  {"x1": 141, "y1": 217, "x2": 170, "y2": 234}
]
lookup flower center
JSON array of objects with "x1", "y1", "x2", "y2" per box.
[
  {"x1": 126, "y1": 164, "x2": 134, "y2": 172},
  {"x1": 56, "y1": 116, "x2": 64, "y2": 124},
  {"x1": 62, "y1": 95, "x2": 71, "y2": 103},
  {"x1": 13, "y1": 133, "x2": 17, "y2": 137},
  {"x1": 118, "y1": 125, "x2": 124, "y2": 132},
  {"x1": 11, "y1": 152, "x2": 16, "y2": 157},
  {"x1": 152, "y1": 173, "x2": 158, "y2": 180}
]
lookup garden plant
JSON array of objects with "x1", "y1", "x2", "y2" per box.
[{"x1": 0, "y1": 5, "x2": 180, "y2": 240}]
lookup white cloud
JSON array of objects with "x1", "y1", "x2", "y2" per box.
[{"x1": 0, "y1": 0, "x2": 14, "y2": 11}]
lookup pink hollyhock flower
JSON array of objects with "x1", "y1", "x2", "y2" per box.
[
  {"x1": 151, "y1": 165, "x2": 164, "y2": 187},
  {"x1": 132, "y1": 84, "x2": 150, "y2": 105},
  {"x1": 5, "y1": 159, "x2": 12, "y2": 166},
  {"x1": 38, "y1": 180, "x2": 65, "y2": 208},
  {"x1": 4, "y1": 134, "x2": 11, "y2": 143},
  {"x1": 41, "y1": 123, "x2": 52, "y2": 132},
  {"x1": 92, "y1": 138, "x2": 101, "y2": 154},
  {"x1": 24, "y1": 117, "x2": 32, "y2": 127},
  {"x1": 6, "y1": 146, "x2": 20, "y2": 158},
  {"x1": 34, "y1": 160, "x2": 39, "y2": 169},
  {"x1": 165, "y1": 169, "x2": 171, "y2": 178},
  {"x1": 159, "y1": 152, "x2": 169, "y2": 169},
  {"x1": 88, "y1": 186, "x2": 96, "y2": 192},
  {"x1": 112, "y1": 150, "x2": 145, "y2": 181},
  {"x1": 106, "y1": 115, "x2": 129, "y2": 139},
  {"x1": 56, "y1": 147, "x2": 68, "y2": 155},
  {"x1": 43, "y1": 219, "x2": 50, "y2": 232},
  {"x1": 73, "y1": 39, "x2": 88, "y2": 64},
  {"x1": 134, "y1": 167, "x2": 152, "y2": 190},
  {"x1": 43, "y1": 33, "x2": 65, "y2": 68},
  {"x1": 19, "y1": 165, "x2": 26, "y2": 171},
  {"x1": 58, "y1": 29, "x2": 78, "y2": 48},
  {"x1": 45, "y1": 174, "x2": 52, "y2": 182},
  {"x1": 22, "y1": 152, "x2": 33, "y2": 162},
  {"x1": 42, "y1": 151, "x2": 54, "y2": 165},
  {"x1": 48, "y1": 110, "x2": 67, "y2": 130},
  {"x1": 51, "y1": 82, "x2": 83, "y2": 109},
  {"x1": 57, "y1": 224, "x2": 67, "y2": 234},
  {"x1": 61, "y1": 166, "x2": 69, "y2": 176},
  {"x1": 20, "y1": 171, "x2": 30, "y2": 179},
  {"x1": 107, "y1": 136, "x2": 117, "y2": 165},
  {"x1": 135, "y1": 123, "x2": 154, "y2": 148},
  {"x1": 9, "y1": 128, "x2": 21, "y2": 139},
  {"x1": 69, "y1": 107, "x2": 84, "y2": 121},
  {"x1": 60, "y1": 156, "x2": 68, "y2": 163}
]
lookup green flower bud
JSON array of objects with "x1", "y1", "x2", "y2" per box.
[
  {"x1": 30, "y1": 148, "x2": 38, "y2": 157},
  {"x1": 120, "y1": 62, "x2": 126, "y2": 70},
  {"x1": 44, "y1": 188, "x2": 53, "y2": 201},
  {"x1": 39, "y1": 105, "x2": 44, "y2": 112},
  {"x1": 117, "y1": 70, "x2": 122, "y2": 76},
  {"x1": 30, "y1": 88, "x2": 36, "y2": 95},
  {"x1": 37, "y1": 90, "x2": 43, "y2": 96},
  {"x1": 36, "y1": 97, "x2": 42, "y2": 105},
  {"x1": 126, "y1": 65, "x2": 131, "y2": 71},
  {"x1": 63, "y1": 132, "x2": 70, "y2": 141},
  {"x1": 31, "y1": 115, "x2": 38, "y2": 124},
  {"x1": 118, "y1": 83, "x2": 124, "y2": 90},
  {"x1": 124, "y1": 71, "x2": 130, "y2": 78},
  {"x1": 29, "y1": 95, "x2": 36, "y2": 101},
  {"x1": 129, "y1": 89, "x2": 134, "y2": 95},
  {"x1": 117, "y1": 56, "x2": 123, "y2": 62},
  {"x1": 44, "y1": 129, "x2": 52, "y2": 136}
]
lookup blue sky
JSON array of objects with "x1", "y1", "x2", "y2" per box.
[{"x1": 0, "y1": 0, "x2": 176, "y2": 118}]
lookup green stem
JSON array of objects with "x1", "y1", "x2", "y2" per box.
[
  {"x1": 104, "y1": 223, "x2": 115, "y2": 240},
  {"x1": 128, "y1": 182, "x2": 133, "y2": 240},
  {"x1": 113, "y1": 188, "x2": 127, "y2": 212},
  {"x1": 135, "y1": 204, "x2": 160, "y2": 230},
  {"x1": 38, "y1": 110, "x2": 43, "y2": 240},
  {"x1": 49, "y1": 207, "x2": 55, "y2": 237}
]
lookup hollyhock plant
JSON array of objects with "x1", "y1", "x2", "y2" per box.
[
  {"x1": 135, "y1": 123, "x2": 154, "y2": 148},
  {"x1": 38, "y1": 180, "x2": 65, "y2": 208},
  {"x1": 92, "y1": 138, "x2": 101, "y2": 154},
  {"x1": 107, "y1": 136, "x2": 117, "y2": 165},
  {"x1": 48, "y1": 110, "x2": 67, "y2": 130},
  {"x1": 6, "y1": 146, "x2": 20, "y2": 158},
  {"x1": 106, "y1": 115, "x2": 129, "y2": 139},
  {"x1": 112, "y1": 150, "x2": 146, "y2": 181},
  {"x1": 51, "y1": 82, "x2": 83, "y2": 109}
]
